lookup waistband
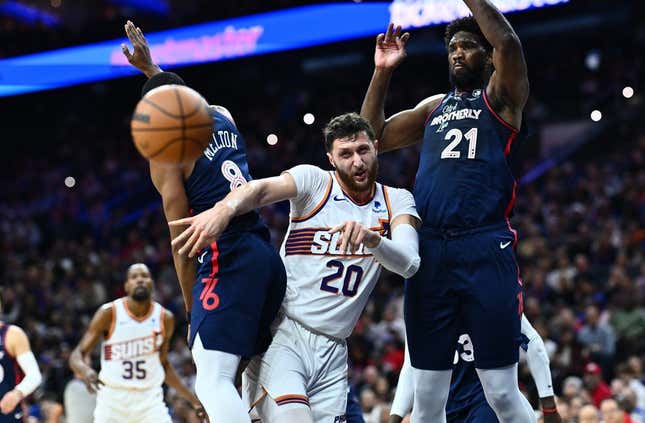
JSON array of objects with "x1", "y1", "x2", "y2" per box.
[
  {"x1": 280, "y1": 312, "x2": 346, "y2": 345},
  {"x1": 419, "y1": 221, "x2": 508, "y2": 239}
]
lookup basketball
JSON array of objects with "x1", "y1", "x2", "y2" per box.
[{"x1": 130, "y1": 84, "x2": 213, "y2": 164}]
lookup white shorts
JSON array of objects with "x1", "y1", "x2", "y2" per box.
[
  {"x1": 243, "y1": 314, "x2": 348, "y2": 423},
  {"x1": 93, "y1": 385, "x2": 171, "y2": 423}
]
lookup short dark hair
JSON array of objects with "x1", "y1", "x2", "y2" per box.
[
  {"x1": 141, "y1": 71, "x2": 186, "y2": 98},
  {"x1": 444, "y1": 16, "x2": 492, "y2": 54},
  {"x1": 323, "y1": 113, "x2": 375, "y2": 152}
]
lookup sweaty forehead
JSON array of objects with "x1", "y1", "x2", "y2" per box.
[
  {"x1": 450, "y1": 31, "x2": 482, "y2": 46},
  {"x1": 128, "y1": 264, "x2": 150, "y2": 277},
  {"x1": 333, "y1": 131, "x2": 371, "y2": 148}
]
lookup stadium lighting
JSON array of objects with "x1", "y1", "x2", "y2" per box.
[
  {"x1": 585, "y1": 50, "x2": 601, "y2": 71},
  {"x1": 303, "y1": 113, "x2": 315, "y2": 125},
  {"x1": 64, "y1": 176, "x2": 76, "y2": 188},
  {"x1": 267, "y1": 134, "x2": 278, "y2": 145},
  {"x1": 623, "y1": 86, "x2": 634, "y2": 99},
  {"x1": 590, "y1": 110, "x2": 602, "y2": 122}
]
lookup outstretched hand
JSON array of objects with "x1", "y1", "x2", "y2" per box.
[
  {"x1": 169, "y1": 204, "x2": 233, "y2": 258},
  {"x1": 374, "y1": 23, "x2": 410, "y2": 70},
  {"x1": 121, "y1": 20, "x2": 161, "y2": 78}
]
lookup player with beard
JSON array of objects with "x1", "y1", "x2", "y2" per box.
[
  {"x1": 69, "y1": 263, "x2": 204, "y2": 422},
  {"x1": 361, "y1": 1, "x2": 532, "y2": 422},
  {"x1": 170, "y1": 113, "x2": 421, "y2": 423}
]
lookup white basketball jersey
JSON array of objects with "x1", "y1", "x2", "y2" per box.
[
  {"x1": 280, "y1": 165, "x2": 419, "y2": 339},
  {"x1": 99, "y1": 298, "x2": 165, "y2": 390}
]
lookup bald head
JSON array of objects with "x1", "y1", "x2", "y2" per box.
[
  {"x1": 125, "y1": 263, "x2": 154, "y2": 302},
  {"x1": 600, "y1": 398, "x2": 623, "y2": 423},
  {"x1": 578, "y1": 404, "x2": 600, "y2": 423}
]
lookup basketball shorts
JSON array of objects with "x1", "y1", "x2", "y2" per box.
[
  {"x1": 405, "y1": 222, "x2": 523, "y2": 370},
  {"x1": 93, "y1": 385, "x2": 170, "y2": 423},
  {"x1": 243, "y1": 313, "x2": 348, "y2": 423},
  {"x1": 189, "y1": 231, "x2": 287, "y2": 359},
  {"x1": 448, "y1": 400, "x2": 498, "y2": 423}
]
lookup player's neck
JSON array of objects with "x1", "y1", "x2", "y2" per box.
[{"x1": 125, "y1": 297, "x2": 152, "y2": 318}]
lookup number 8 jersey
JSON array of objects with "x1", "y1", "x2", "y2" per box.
[
  {"x1": 416, "y1": 88, "x2": 520, "y2": 230},
  {"x1": 280, "y1": 165, "x2": 419, "y2": 339},
  {"x1": 99, "y1": 298, "x2": 165, "y2": 390}
]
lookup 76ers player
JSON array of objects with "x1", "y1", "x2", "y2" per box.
[
  {"x1": 171, "y1": 113, "x2": 421, "y2": 422},
  {"x1": 121, "y1": 21, "x2": 286, "y2": 422},
  {"x1": 0, "y1": 316, "x2": 42, "y2": 422},
  {"x1": 361, "y1": 1, "x2": 532, "y2": 421},
  {"x1": 69, "y1": 263, "x2": 202, "y2": 422},
  {"x1": 390, "y1": 315, "x2": 562, "y2": 423}
]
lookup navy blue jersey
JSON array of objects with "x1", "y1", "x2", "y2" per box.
[
  {"x1": 414, "y1": 88, "x2": 519, "y2": 229},
  {"x1": 184, "y1": 107, "x2": 266, "y2": 237},
  {"x1": 0, "y1": 324, "x2": 24, "y2": 422}
]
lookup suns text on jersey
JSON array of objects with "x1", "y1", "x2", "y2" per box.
[
  {"x1": 204, "y1": 130, "x2": 239, "y2": 160},
  {"x1": 311, "y1": 231, "x2": 370, "y2": 256},
  {"x1": 103, "y1": 333, "x2": 161, "y2": 361}
]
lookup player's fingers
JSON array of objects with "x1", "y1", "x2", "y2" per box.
[
  {"x1": 352, "y1": 228, "x2": 366, "y2": 252},
  {"x1": 328, "y1": 222, "x2": 346, "y2": 234},
  {"x1": 401, "y1": 32, "x2": 411, "y2": 44},
  {"x1": 343, "y1": 222, "x2": 358, "y2": 253},
  {"x1": 121, "y1": 43, "x2": 132, "y2": 59},
  {"x1": 339, "y1": 223, "x2": 351, "y2": 253},
  {"x1": 171, "y1": 226, "x2": 194, "y2": 249},
  {"x1": 189, "y1": 232, "x2": 208, "y2": 258},
  {"x1": 394, "y1": 25, "x2": 402, "y2": 38},
  {"x1": 178, "y1": 229, "x2": 202, "y2": 256},
  {"x1": 169, "y1": 216, "x2": 194, "y2": 227},
  {"x1": 384, "y1": 22, "x2": 394, "y2": 43},
  {"x1": 376, "y1": 33, "x2": 385, "y2": 45}
]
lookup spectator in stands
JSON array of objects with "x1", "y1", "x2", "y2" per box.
[{"x1": 585, "y1": 362, "x2": 613, "y2": 408}]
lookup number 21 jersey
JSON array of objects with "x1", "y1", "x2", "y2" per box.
[{"x1": 415, "y1": 88, "x2": 520, "y2": 230}]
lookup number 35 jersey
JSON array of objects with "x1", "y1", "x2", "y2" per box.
[
  {"x1": 99, "y1": 298, "x2": 165, "y2": 390},
  {"x1": 415, "y1": 88, "x2": 520, "y2": 230},
  {"x1": 280, "y1": 165, "x2": 419, "y2": 339}
]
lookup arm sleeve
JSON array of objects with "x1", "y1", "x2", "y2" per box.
[
  {"x1": 366, "y1": 223, "x2": 420, "y2": 279},
  {"x1": 283, "y1": 165, "x2": 332, "y2": 219},
  {"x1": 15, "y1": 351, "x2": 42, "y2": 397},
  {"x1": 521, "y1": 314, "x2": 554, "y2": 398},
  {"x1": 391, "y1": 342, "x2": 414, "y2": 417}
]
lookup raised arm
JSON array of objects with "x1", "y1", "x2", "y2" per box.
[
  {"x1": 0, "y1": 326, "x2": 42, "y2": 414},
  {"x1": 158, "y1": 310, "x2": 205, "y2": 420},
  {"x1": 170, "y1": 172, "x2": 298, "y2": 257},
  {"x1": 361, "y1": 24, "x2": 443, "y2": 153},
  {"x1": 149, "y1": 162, "x2": 197, "y2": 319},
  {"x1": 69, "y1": 304, "x2": 113, "y2": 393},
  {"x1": 463, "y1": 0, "x2": 529, "y2": 124}
]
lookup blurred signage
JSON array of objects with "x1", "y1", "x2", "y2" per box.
[{"x1": 0, "y1": 1, "x2": 568, "y2": 97}]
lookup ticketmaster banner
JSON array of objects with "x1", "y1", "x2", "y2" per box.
[{"x1": 0, "y1": 0, "x2": 568, "y2": 97}]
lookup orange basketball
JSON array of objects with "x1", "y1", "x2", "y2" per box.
[{"x1": 130, "y1": 84, "x2": 213, "y2": 164}]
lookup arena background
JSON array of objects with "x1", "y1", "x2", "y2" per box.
[{"x1": 0, "y1": 0, "x2": 643, "y2": 421}]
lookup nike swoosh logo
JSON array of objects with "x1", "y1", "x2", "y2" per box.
[
  {"x1": 500, "y1": 241, "x2": 512, "y2": 249},
  {"x1": 198, "y1": 250, "x2": 209, "y2": 264},
  {"x1": 333, "y1": 195, "x2": 347, "y2": 202}
]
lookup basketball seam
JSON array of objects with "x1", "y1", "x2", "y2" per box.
[
  {"x1": 174, "y1": 87, "x2": 187, "y2": 163},
  {"x1": 131, "y1": 123, "x2": 213, "y2": 132},
  {"x1": 141, "y1": 97, "x2": 183, "y2": 119}
]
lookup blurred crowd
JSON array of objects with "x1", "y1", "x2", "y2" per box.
[{"x1": 1, "y1": 3, "x2": 644, "y2": 422}]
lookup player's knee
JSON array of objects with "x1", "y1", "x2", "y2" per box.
[{"x1": 484, "y1": 387, "x2": 514, "y2": 412}]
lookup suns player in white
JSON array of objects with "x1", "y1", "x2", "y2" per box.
[
  {"x1": 69, "y1": 263, "x2": 204, "y2": 423},
  {"x1": 170, "y1": 113, "x2": 421, "y2": 422}
]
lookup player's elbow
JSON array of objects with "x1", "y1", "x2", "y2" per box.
[{"x1": 402, "y1": 254, "x2": 421, "y2": 279}]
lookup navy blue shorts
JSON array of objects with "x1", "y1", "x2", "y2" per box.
[
  {"x1": 188, "y1": 231, "x2": 286, "y2": 359},
  {"x1": 405, "y1": 222, "x2": 523, "y2": 370},
  {"x1": 449, "y1": 400, "x2": 498, "y2": 423},
  {"x1": 345, "y1": 387, "x2": 364, "y2": 423}
]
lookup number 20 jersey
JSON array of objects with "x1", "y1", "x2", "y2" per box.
[
  {"x1": 415, "y1": 88, "x2": 520, "y2": 230},
  {"x1": 99, "y1": 298, "x2": 165, "y2": 390},
  {"x1": 280, "y1": 165, "x2": 419, "y2": 339}
]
